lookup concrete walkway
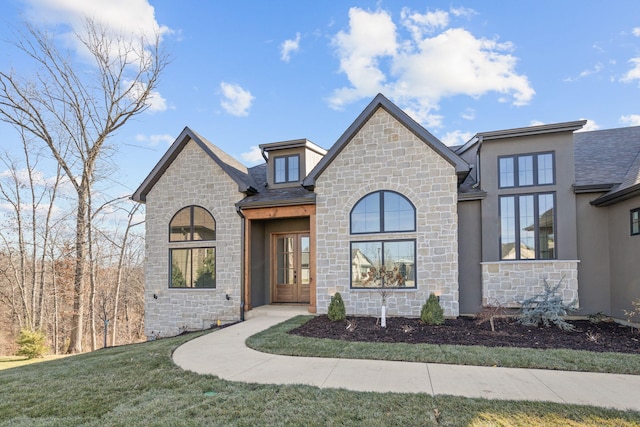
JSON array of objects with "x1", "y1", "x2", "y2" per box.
[{"x1": 173, "y1": 306, "x2": 640, "y2": 411}]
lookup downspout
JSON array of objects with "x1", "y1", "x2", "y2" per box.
[
  {"x1": 475, "y1": 136, "x2": 483, "y2": 189},
  {"x1": 260, "y1": 146, "x2": 268, "y2": 163},
  {"x1": 236, "y1": 205, "x2": 246, "y2": 321}
]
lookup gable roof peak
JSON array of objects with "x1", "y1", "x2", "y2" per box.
[
  {"x1": 303, "y1": 93, "x2": 469, "y2": 188},
  {"x1": 132, "y1": 126, "x2": 258, "y2": 203}
]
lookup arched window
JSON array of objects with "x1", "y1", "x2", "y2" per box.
[
  {"x1": 350, "y1": 191, "x2": 416, "y2": 289},
  {"x1": 169, "y1": 206, "x2": 216, "y2": 289},
  {"x1": 169, "y1": 206, "x2": 215, "y2": 241},
  {"x1": 350, "y1": 191, "x2": 415, "y2": 234}
]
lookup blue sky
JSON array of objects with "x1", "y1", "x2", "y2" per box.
[{"x1": 1, "y1": 0, "x2": 640, "y2": 199}]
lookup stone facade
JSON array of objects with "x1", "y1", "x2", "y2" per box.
[
  {"x1": 144, "y1": 139, "x2": 243, "y2": 337},
  {"x1": 481, "y1": 261, "x2": 580, "y2": 308},
  {"x1": 314, "y1": 107, "x2": 460, "y2": 317}
]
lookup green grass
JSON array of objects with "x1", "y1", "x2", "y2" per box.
[
  {"x1": 0, "y1": 355, "x2": 70, "y2": 371},
  {"x1": 0, "y1": 328, "x2": 639, "y2": 426},
  {"x1": 246, "y1": 315, "x2": 640, "y2": 375}
]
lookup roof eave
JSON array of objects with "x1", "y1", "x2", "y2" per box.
[
  {"x1": 236, "y1": 196, "x2": 316, "y2": 209},
  {"x1": 458, "y1": 191, "x2": 487, "y2": 201},
  {"x1": 573, "y1": 183, "x2": 616, "y2": 194},
  {"x1": 591, "y1": 183, "x2": 640, "y2": 206},
  {"x1": 477, "y1": 120, "x2": 587, "y2": 141},
  {"x1": 132, "y1": 126, "x2": 193, "y2": 203}
]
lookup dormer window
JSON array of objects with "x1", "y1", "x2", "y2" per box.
[{"x1": 274, "y1": 154, "x2": 300, "y2": 183}]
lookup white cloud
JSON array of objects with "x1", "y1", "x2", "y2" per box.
[
  {"x1": 450, "y1": 7, "x2": 477, "y2": 19},
  {"x1": 529, "y1": 120, "x2": 545, "y2": 126},
  {"x1": 564, "y1": 63, "x2": 604, "y2": 82},
  {"x1": 329, "y1": 7, "x2": 534, "y2": 127},
  {"x1": 21, "y1": 0, "x2": 173, "y2": 112},
  {"x1": 281, "y1": 32, "x2": 301, "y2": 62},
  {"x1": 620, "y1": 114, "x2": 640, "y2": 126},
  {"x1": 576, "y1": 118, "x2": 599, "y2": 132},
  {"x1": 240, "y1": 146, "x2": 264, "y2": 165},
  {"x1": 124, "y1": 80, "x2": 169, "y2": 113},
  {"x1": 400, "y1": 7, "x2": 449, "y2": 41},
  {"x1": 440, "y1": 130, "x2": 473, "y2": 146},
  {"x1": 135, "y1": 133, "x2": 174, "y2": 146},
  {"x1": 461, "y1": 108, "x2": 475, "y2": 120},
  {"x1": 621, "y1": 58, "x2": 640, "y2": 85},
  {"x1": 0, "y1": 168, "x2": 75, "y2": 199},
  {"x1": 23, "y1": 0, "x2": 172, "y2": 42},
  {"x1": 633, "y1": 27, "x2": 640, "y2": 37},
  {"x1": 329, "y1": 8, "x2": 398, "y2": 109},
  {"x1": 220, "y1": 82, "x2": 255, "y2": 117}
]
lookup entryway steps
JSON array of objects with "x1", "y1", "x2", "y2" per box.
[{"x1": 243, "y1": 305, "x2": 310, "y2": 320}]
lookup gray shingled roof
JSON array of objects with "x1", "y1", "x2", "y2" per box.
[
  {"x1": 236, "y1": 185, "x2": 316, "y2": 208},
  {"x1": 574, "y1": 126, "x2": 640, "y2": 187},
  {"x1": 575, "y1": 126, "x2": 640, "y2": 205},
  {"x1": 237, "y1": 163, "x2": 315, "y2": 207}
]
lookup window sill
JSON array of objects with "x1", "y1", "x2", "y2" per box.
[{"x1": 481, "y1": 259, "x2": 580, "y2": 265}]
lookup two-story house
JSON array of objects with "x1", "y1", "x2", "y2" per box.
[{"x1": 133, "y1": 94, "x2": 640, "y2": 338}]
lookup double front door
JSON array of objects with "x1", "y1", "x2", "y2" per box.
[{"x1": 272, "y1": 233, "x2": 310, "y2": 303}]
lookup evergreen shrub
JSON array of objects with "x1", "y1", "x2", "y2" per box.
[
  {"x1": 327, "y1": 292, "x2": 346, "y2": 321},
  {"x1": 421, "y1": 293, "x2": 444, "y2": 325},
  {"x1": 517, "y1": 278, "x2": 577, "y2": 331},
  {"x1": 17, "y1": 329, "x2": 48, "y2": 359}
]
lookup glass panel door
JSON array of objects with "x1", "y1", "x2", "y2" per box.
[{"x1": 272, "y1": 233, "x2": 310, "y2": 303}]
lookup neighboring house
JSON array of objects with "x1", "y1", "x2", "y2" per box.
[{"x1": 133, "y1": 94, "x2": 640, "y2": 338}]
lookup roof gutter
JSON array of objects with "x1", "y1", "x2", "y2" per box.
[
  {"x1": 590, "y1": 183, "x2": 640, "y2": 207},
  {"x1": 476, "y1": 136, "x2": 483, "y2": 190}
]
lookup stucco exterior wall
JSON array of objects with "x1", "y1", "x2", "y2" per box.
[
  {"x1": 479, "y1": 132, "x2": 579, "y2": 262},
  {"x1": 481, "y1": 261, "x2": 579, "y2": 307},
  {"x1": 314, "y1": 107, "x2": 460, "y2": 317},
  {"x1": 608, "y1": 196, "x2": 640, "y2": 317},
  {"x1": 458, "y1": 200, "x2": 483, "y2": 314},
  {"x1": 476, "y1": 131, "x2": 580, "y2": 311},
  {"x1": 575, "y1": 193, "x2": 611, "y2": 314},
  {"x1": 144, "y1": 139, "x2": 243, "y2": 338}
]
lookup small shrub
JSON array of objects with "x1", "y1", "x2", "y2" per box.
[
  {"x1": 421, "y1": 293, "x2": 444, "y2": 325},
  {"x1": 517, "y1": 278, "x2": 577, "y2": 331},
  {"x1": 16, "y1": 329, "x2": 48, "y2": 359},
  {"x1": 588, "y1": 312, "x2": 611, "y2": 324},
  {"x1": 475, "y1": 299, "x2": 509, "y2": 332},
  {"x1": 623, "y1": 298, "x2": 640, "y2": 333},
  {"x1": 327, "y1": 292, "x2": 346, "y2": 321}
]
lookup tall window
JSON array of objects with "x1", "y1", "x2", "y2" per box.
[
  {"x1": 351, "y1": 191, "x2": 415, "y2": 234},
  {"x1": 169, "y1": 206, "x2": 216, "y2": 288},
  {"x1": 274, "y1": 155, "x2": 300, "y2": 183},
  {"x1": 500, "y1": 193, "x2": 555, "y2": 260},
  {"x1": 632, "y1": 208, "x2": 640, "y2": 236},
  {"x1": 499, "y1": 152, "x2": 555, "y2": 188},
  {"x1": 350, "y1": 191, "x2": 416, "y2": 289}
]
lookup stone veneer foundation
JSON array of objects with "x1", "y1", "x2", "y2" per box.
[
  {"x1": 481, "y1": 260, "x2": 580, "y2": 308},
  {"x1": 314, "y1": 107, "x2": 460, "y2": 317}
]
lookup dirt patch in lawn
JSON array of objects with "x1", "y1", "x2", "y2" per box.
[{"x1": 290, "y1": 315, "x2": 640, "y2": 354}]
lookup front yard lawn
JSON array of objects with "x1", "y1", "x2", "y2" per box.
[
  {"x1": 0, "y1": 324, "x2": 639, "y2": 426},
  {"x1": 246, "y1": 315, "x2": 640, "y2": 375}
]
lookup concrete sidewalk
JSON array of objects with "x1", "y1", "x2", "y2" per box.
[{"x1": 173, "y1": 306, "x2": 640, "y2": 411}]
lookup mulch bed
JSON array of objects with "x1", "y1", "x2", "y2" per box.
[{"x1": 290, "y1": 315, "x2": 640, "y2": 354}]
